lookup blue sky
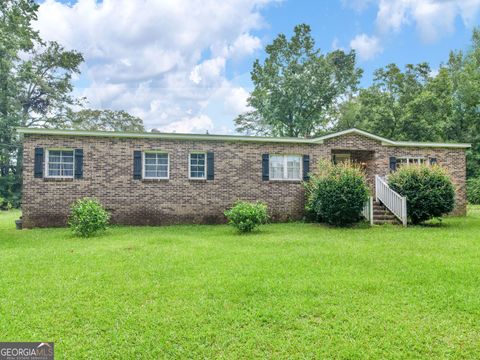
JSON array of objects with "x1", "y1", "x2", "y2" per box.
[{"x1": 36, "y1": 0, "x2": 480, "y2": 133}]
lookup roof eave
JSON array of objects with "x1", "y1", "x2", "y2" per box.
[
  {"x1": 316, "y1": 128, "x2": 394, "y2": 144},
  {"x1": 316, "y1": 128, "x2": 471, "y2": 149},
  {"x1": 16, "y1": 127, "x2": 318, "y2": 144},
  {"x1": 16, "y1": 127, "x2": 471, "y2": 149},
  {"x1": 381, "y1": 141, "x2": 471, "y2": 149}
]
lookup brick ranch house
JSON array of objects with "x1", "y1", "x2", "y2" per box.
[{"x1": 17, "y1": 127, "x2": 470, "y2": 228}]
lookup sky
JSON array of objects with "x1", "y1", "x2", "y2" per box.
[{"x1": 35, "y1": 0, "x2": 480, "y2": 134}]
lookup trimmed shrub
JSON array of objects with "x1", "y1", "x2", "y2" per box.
[
  {"x1": 224, "y1": 201, "x2": 269, "y2": 233},
  {"x1": 388, "y1": 165, "x2": 455, "y2": 224},
  {"x1": 69, "y1": 197, "x2": 110, "y2": 237},
  {"x1": 305, "y1": 161, "x2": 370, "y2": 226},
  {"x1": 467, "y1": 177, "x2": 480, "y2": 204}
]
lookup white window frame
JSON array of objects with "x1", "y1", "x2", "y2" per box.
[
  {"x1": 45, "y1": 148, "x2": 75, "y2": 179},
  {"x1": 396, "y1": 156, "x2": 427, "y2": 167},
  {"x1": 189, "y1": 152, "x2": 207, "y2": 180},
  {"x1": 269, "y1": 154, "x2": 302, "y2": 181},
  {"x1": 142, "y1": 151, "x2": 170, "y2": 180}
]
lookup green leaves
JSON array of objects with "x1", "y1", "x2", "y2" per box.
[
  {"x1": 305, "y1": 161, "x2": 370, "y2": 226},
  {"x1": 17, "y1": 41, "x2": 84, "y2": 128},
  {"x1": 1, "y1": 1, "x2": 40, "y2": 207},
  {"x1": 224, "y1": 201, "x2": 269, "y2": 233},
  {"x1": 68, "y1": 197, "x2": 110, "y2": 238},
  {"x1": 388, "y1": 165, "x2": 455, "y2": 225},
  {"x1": 467, "y1": 177, "x2": 480, "y2": 205},
  {"x1": 1, "y1": 1, "x2": 146, "y2": 209},
  {"x1": 65, "y1": 109, "x2": 145, "y2": 132},
  {"x1": 337, "y1": 28, "x2": 480, "y2": 178},
  {"x1": 236, "y1": 23, "x2": 362, "y2": 137}
]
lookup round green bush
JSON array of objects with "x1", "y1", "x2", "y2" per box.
[
  {"x1": 388, "y1": 165, "x2": 455, "y2": 224},
  {"x1": 68, "y1": 197, "x2": 110, "y2": 237},
  {"x1": 467, "y1": 177, "x2": 480, "y2": 204},
  {"x1": 305, "y1": 161, "x2": 370, "y2": 226},
  {"x1": 224, "y1": 201, "x2": 269, "y2": 233}
]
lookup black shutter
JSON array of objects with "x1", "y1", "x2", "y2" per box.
[
  {"x1": 74, "y1": 149, "x2": 83, "y2": 179},
  {"x1": 429, "y1": 157, "x2": 437, "y2": 165},
  {"x1": 389, "y1": 157, "x2": 397, "y2": 172},
  {"x1": 262, "y1": 154, "x2": 269, "y2": 181},
  {"x1": 133, "y1": 151, "x2": 142, "y2": 179},
  {"x1": 34, "y1": 148, "x2": 44, "y2": 178},
  {"x1": 206, "y1": 152, "x2": 214, "y2": 180},
  {"x1": 303, "y1": 155, "x2": 310, "y2": 181}
]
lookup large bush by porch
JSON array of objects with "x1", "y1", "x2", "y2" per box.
[
  {"x1": 388, "y1": 165, "x2": 455, "y2": 224},
  {"x1": 305, "y1": 161, "x2": 370, "y2": 226}
]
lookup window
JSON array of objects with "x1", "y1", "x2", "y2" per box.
[
  {"x1": 143, "y1": 152, "x2": 169, "y2": 179},
  {"x1": 46, "y1": 149, "x2": 74, "y2": 178},
  {"x1": 189, "y1": 152, "x2": 206, "y2": 179},
  {"x1": 332, "y1": 153, "x2": 351, "y2": 165},
  {"x1": 269, "y1": 155, "x2": 301, "y2": 180},
  {"x1": 396, "y1": 157, "x2": 426, "y2": 169}
]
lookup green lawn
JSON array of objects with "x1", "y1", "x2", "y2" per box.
[{"x1": 1, "y1": 210, "x2": 480, "y2": 359}]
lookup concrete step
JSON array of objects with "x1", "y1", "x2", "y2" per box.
[
  {"x1": 373, "y1": 209, "x2": 391, "y2": 214},
  {"x1": 373, "y1": 214, "x2": 396, "y2": 219},
  {"x1": 373, "y1": 220, "x2": 400, "y2": 225},
  {"x1": 374, "y1": 215, "x2": 397, "y2": 221}
]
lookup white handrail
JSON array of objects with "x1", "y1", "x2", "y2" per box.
[
  {"x1": 375, "y1": 175, "x2": 407, "y2": 226},
  {"x1": 362, "y1": 196, "x2": 374, "y2": 226}
]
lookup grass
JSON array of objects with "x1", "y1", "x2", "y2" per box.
[{"x1": 1, "y1": 209, "x2": 480, "y2": 359}]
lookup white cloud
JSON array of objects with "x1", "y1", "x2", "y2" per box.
[
  {"x1": 346, "y1": 0, "x2": 479, "y2": 62},
  {"x1": 224, "y1": 87, "x2": 251, "y2": 114},
  {"x1": 35, "y1": 0, "x2": 272, "y2": 132},
  {"x1": 224, "y1": 33, "x2": 262, "y2": 59},
  {"x1": 349, "y1": 33, "x2": 383, "y2": 60},
  {"x1": 189, "y1": 57, "x2": 226, "y2": 85},
  {"x1": 159, "y1": 114, "x2": 214, "y2": 133},
  {"x1": 375, "y1": 0, "x2": 480, "y2": 42}
]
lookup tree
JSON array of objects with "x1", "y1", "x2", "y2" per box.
[
  {"x1": 1, "y1": 0, "x2": 39, "y2": 167},
  {"x1": 402, "y1": 67, "x2": 453, "y2": 142},
  {"x1": 17, "y1": 41, "x2": 84, "y2": 128},
  {"x1": 235, "y1": 24, "x2": 362, "y2": 137},
  {"x1": 0, "y1": 0, "x2": 145, "y2": 208},
  {"x1": 336, "y1": 62, "x2": 459, "y2": 142},
  {"x1": 446, "y1": 29, "x2": 480, "y2": 177},
  {"x1": 65, "y1": 109, "x2": 145, "y2": 132},
  {"x1": 0, "y1": 0, "x2": 39, "y2": 207},
  {"x1": 335, "y1": 27, "x2": 480, "y2": 177}
]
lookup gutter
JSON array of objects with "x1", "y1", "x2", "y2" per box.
[
  {"x1": 16, "y1": 127, "x2": 471, "y2": 148},
  {"x1": 16, "y1": 127, "x2": 320, "y2": 144}
]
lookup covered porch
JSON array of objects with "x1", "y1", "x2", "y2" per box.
[
  {"x1": 330, "y1": 149, "x2": 407, "y2": 226},
  {"x1": 331, "y1": 149, "x2": 376, "y2": 189}
]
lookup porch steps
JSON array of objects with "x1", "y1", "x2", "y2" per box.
[{"x1": 372, "y1": 201, "x2": 401, "y2": 225}]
